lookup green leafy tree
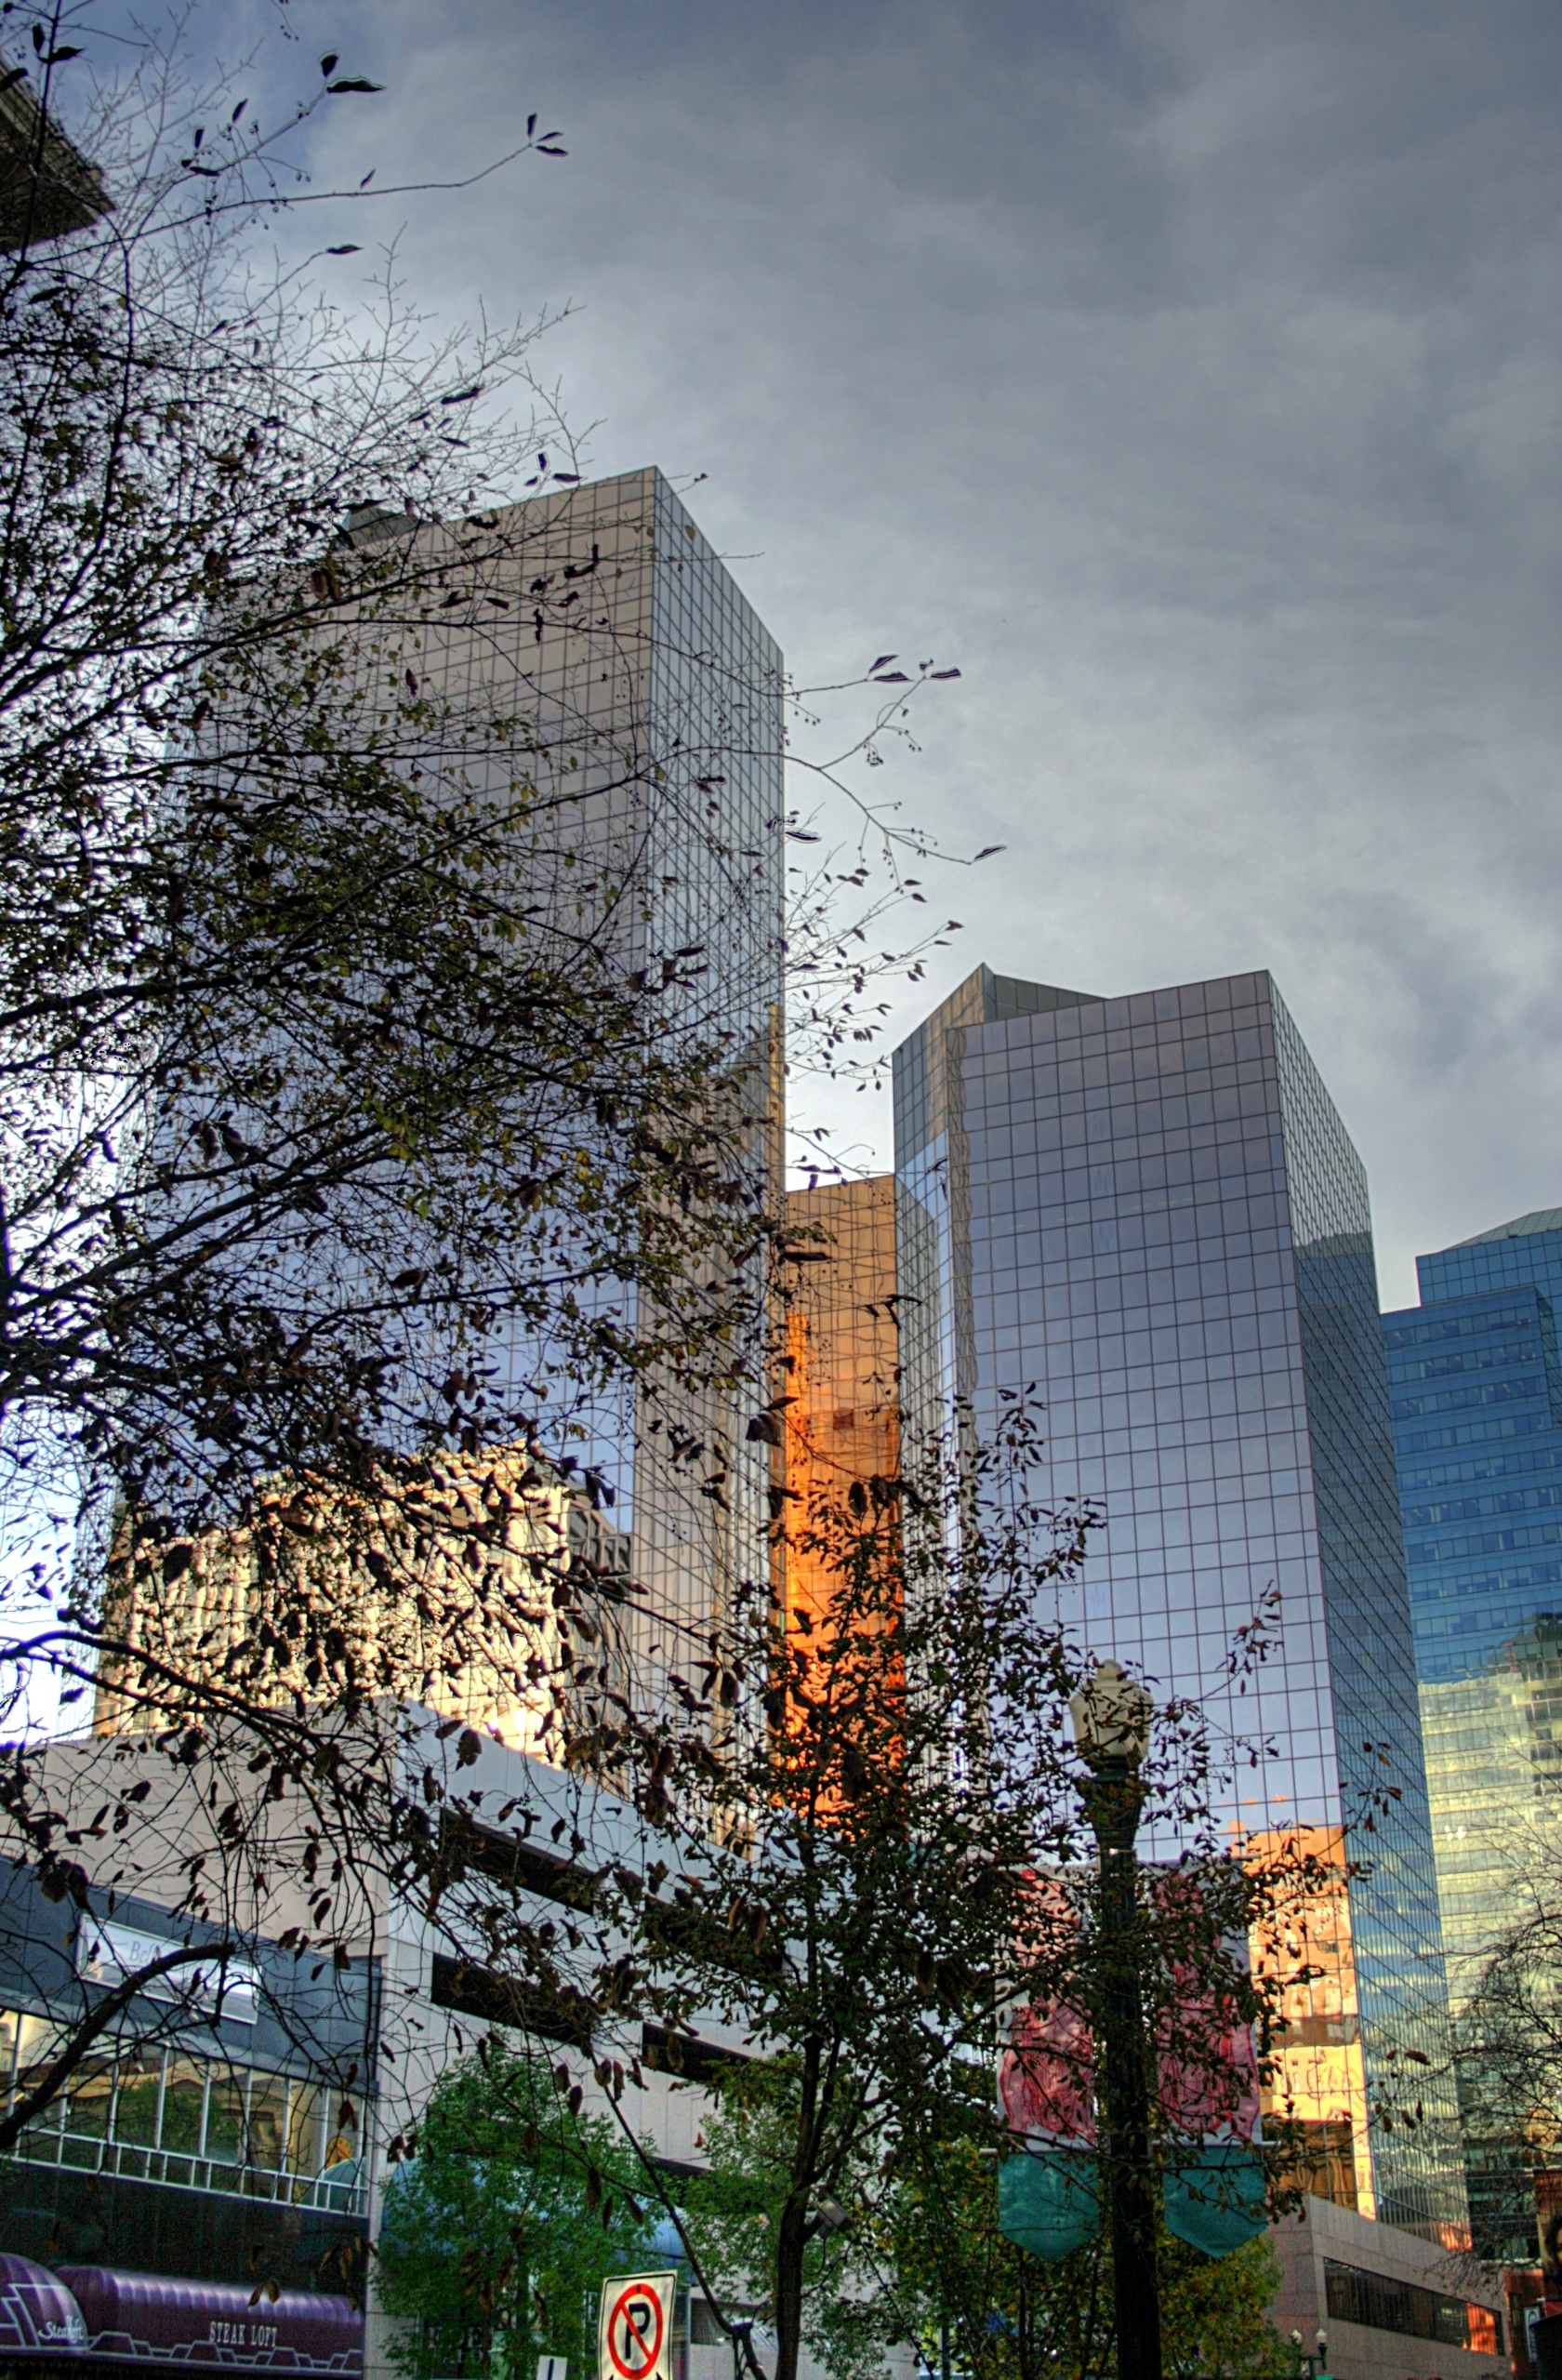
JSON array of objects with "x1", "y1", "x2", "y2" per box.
[
  {"x1": 695, "y1": 2118, "x2": 1299, "y2": 2380},
  {"x1": 376, "y1": 2038, "x2": 659, "y2": 2380}
]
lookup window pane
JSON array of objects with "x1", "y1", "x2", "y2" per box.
[
  {"x1": 66, "y1": 2055, "x2": 113, "y2": 2139},
  {"x1": 205, "y1": 2071, "x2": 245, "y2": 2166},
  {"x1": 323, "y1": 2094, "x2": 360, "y2": 2172},
  {"x1": 12, "y1": 2018, "x2": 67, "y2": 2139},
  {"x1": 15, "y1": 2015, "x2": 66, "y2": 2087},
  {"x1": 160, "y1": 2058, "x2": 205, "y2": 2155},
  {"x1": 113, "y1": 2054, "x2": 163, "y2": 2147},
  {"x1": 287, "y1": 2082, "x2": 324, "y2": 2180},
  {"x1": 246, "y1": 2077, "x2": 287, "y2": 2173}
]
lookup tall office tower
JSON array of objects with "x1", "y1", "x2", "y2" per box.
[
  {"x1": 780, "y1": 1178, "x2": 901, "y2": 1633},
  {"x1": 128, "y1": 469, "x2": 783, "y2": 1707},
  {"x1": 457, "y1": 467, "x2": 785, "y2": 1654},
  {"x1": 894, "y1": 964, "x2": 1467, "y2": 2238},
  {"x1": 356, "y1": 471, "x2": 785, "y2": 1654},
  {"x1": 1383, "y1": 1210, "x2": 1562, "y2": 2256}
]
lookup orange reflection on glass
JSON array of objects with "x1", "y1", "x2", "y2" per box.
[
  {"x1": 1246, "y1": 1823, "x2": 1372, "y2": 2216},
  {"x1": 780, "y1": 1177, "x2": 900, "y2": 1647}
]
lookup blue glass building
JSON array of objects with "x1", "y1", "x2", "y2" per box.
[
  {"x1": 1383, "y1": 1209, "x2": 1562, "y2": 2255},
  {"x1": 894, "y1": 964, "x2": 1467, "y2": 2238}
]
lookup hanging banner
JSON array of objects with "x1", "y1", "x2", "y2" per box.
[
  {"x1": 598, "y1": 2274, "x2": 678, "y2": 2380},
  {"x1": 997, "y1": 1883, "x2": 1102, "y2": 2264},
  {"x1": 996, "y1": 1875, "x2": 1267, "y2": 2263}
]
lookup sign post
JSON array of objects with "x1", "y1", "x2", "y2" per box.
[{"x1": 598, "y1": 2274, "x2": 678, "y2": 2380}]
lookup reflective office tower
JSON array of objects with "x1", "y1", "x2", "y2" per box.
[
  {"x1": 894, "y1": 964, "x2": 1467, "y2": 2238},
  {"x1": 357, "y1": 468, "x2": 784, "y2": 1651},
  {"x1": 1383, "y1": 1210, "x2": 1562, "y2": 2257},
  {"x1": 152, "y1": 470, "x2": 783, "y2": 1689},
  {"x1": 456, "y1": 467, "x2": 786, "y2": 1652}
]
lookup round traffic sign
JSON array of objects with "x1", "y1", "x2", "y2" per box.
[{"x1": 605, "y1": 2282, "x2": 665, "y2": 2380}]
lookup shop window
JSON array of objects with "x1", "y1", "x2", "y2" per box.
[
  {"x1": 205, "y1": 2070, "x2": 246, "y2": 2166},
  {"x1": 113, "y1": 2054, "x2": 163, "y2": 2146},
  {"x1": 159, "y1": 2055, "x2": 206, "y2": 2156}
]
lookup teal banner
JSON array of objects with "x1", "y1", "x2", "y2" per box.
[
  {"x1": 1161, "y1": 2143, "x2": 1268, "y2": 2258},
  {"x1": 997, "y1": 2151, "x2": 1101, "y2": 2263},
  {"x1": 999, "y1": 2145, "x2": 1267, "y2": 2264}
]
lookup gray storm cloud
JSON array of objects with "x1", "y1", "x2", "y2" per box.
[{"x1": 267, "y1": 0, "x2": 1562, "y2": 1305}]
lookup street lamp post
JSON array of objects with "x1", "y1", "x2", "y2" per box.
[{"x1": 1071, "y1": 1660, "x2": 1159, "y2": 2380}]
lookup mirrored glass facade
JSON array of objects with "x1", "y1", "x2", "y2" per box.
[
  {"x1": 1384, "y1": 1211, "x2": 1562, "y2": 2256},
  {"x1": 433, "y1": 467, "x2": 787, "y2": 1648},
  {"x1": 894, "y1": 965, "x2": 1466, "y2": 2238}
]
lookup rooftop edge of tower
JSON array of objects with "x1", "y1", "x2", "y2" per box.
[{"x1": 1450, "y1": 1207, "x2": 1562, "y2": 1250}]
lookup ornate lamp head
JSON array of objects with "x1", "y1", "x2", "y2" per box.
[{"x1": 1068, "y1": 1659, "x2": 1153, "y2": 1772}]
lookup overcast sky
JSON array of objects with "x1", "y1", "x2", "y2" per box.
[{"x1": 261, "y1": 0, "x2": 1562, "y2": 1310}]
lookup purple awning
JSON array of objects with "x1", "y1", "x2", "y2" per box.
[
  {"x1": 55, "y1": 2269, "x2": 362, "y2": 2375},
  {"x1": 0, "y1": 2256, "x2": 88, "y2": 2355}
]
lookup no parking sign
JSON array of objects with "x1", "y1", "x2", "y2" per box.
[{"x1": 598, "y1": 2273, "x2": 678, "y2": 2380}]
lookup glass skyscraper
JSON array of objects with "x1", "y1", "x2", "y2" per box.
[
  {"x1": 894, "y1": 964, "x2": 1467, "y2": 2238},
  {"x1": 136, "y1": 470, "x2": 784, "y2": 1704},
  {"x1": 411, "y1": 467, "x2": 788, "y2": 1650},
  {"x1": 1383, "y1": 1208, "x2": 1562, "y2": 2256}
]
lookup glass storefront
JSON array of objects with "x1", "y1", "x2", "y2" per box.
[{"x1": 0, "y1": 2013, "x2": 364, "y2": 2213}]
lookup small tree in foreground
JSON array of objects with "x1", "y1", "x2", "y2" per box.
[
  {"x1": 696, "y1": 2120, "x2": 1301, "y2": 2380},
  {"x1": 376, "y1": 2037, "x2": 658, "y2": 2380}
]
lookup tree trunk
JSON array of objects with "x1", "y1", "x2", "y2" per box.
[{"x1": 772, "y1": 2194, "x2": 810, "y2": 2380}]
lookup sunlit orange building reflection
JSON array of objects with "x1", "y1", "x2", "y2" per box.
[
  {"x1": 1248, "y1": 1824, "x2": 1374, "y2": 2218},
  {"x1": 780, "y1": 1177, "x2": 901, "y2": 1641}
]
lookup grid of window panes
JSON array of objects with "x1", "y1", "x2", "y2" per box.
[
  {"x1": 0, "y1": 2013, "x2": 364, "y2": 2212},
  {"x1": 629, "y1": 472, "x2": 785, "y2": 1651},
  {"x1": 1383, "y1": 1220, "x2": 1562, "y2": 2255},
  {"x1": 407, "y1": 469, "x2": 786, "y2": 1651},
  {"x1": 894, "y1": 964, "x2": 1466, "y2": 2237},
  {"x1": 1268, "y1": 986, "x2": 1465, "y2": 2236},
  {"x1": 892, "y1": 968, "x2": 1095, "y2": 1469},
  {"x1": 1416, "y1": 1217, "x2": 1562, "y2": 1313}
]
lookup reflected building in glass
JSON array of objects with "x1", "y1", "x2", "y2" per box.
[
  {"x1": 1383, "y1": 1210, "x2": 1562, "y2": 2256},
  {"x1": 779, "y1": 1177, "x2": 901, "y2": 1636},
  {"x1": 894, "y1": 964, "x2": 1467, "y2": 2239}
]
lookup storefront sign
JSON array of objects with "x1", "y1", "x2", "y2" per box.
[{"x1": 56, "y1": 2267, "x2": 362, "y2": 2372}]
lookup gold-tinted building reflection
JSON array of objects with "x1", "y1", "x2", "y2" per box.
[
  {"x1": 1248, "y1": 1824, "x2": 1374, "y2": 2218},
  {"x1": 780, "y1": 1177, "x2": 900, "y2": 1640}
]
